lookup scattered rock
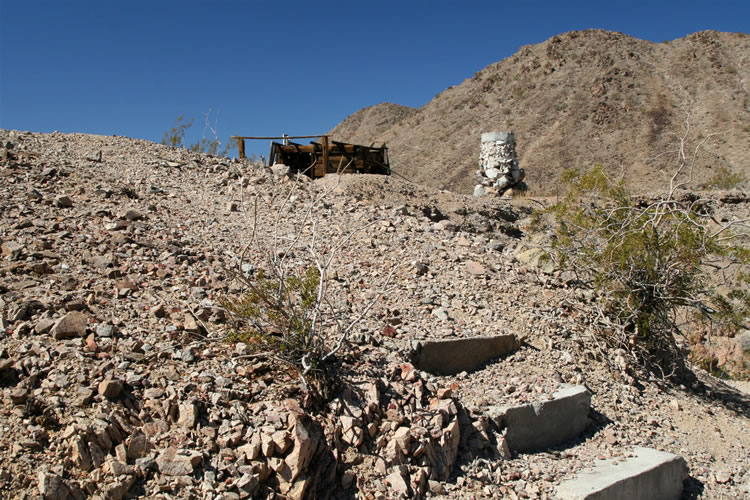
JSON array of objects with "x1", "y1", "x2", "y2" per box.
[
  {"x1": 464, "y1": 260, "x2": 487, "y2": 276},
  {"x1": 178, "y1": 401, "x2": 198, "y2": 429},
  {"x1": 122, "y1": 208, "x2": 143, "y2": 221},
  {"x1": 50, "y1": 311, "x2": 88, "y2": 340},
  {"x1": 385, "y1": 468, "x2": 412, "y2": 498},
  {"x1": 54, "y1": 195, "x2": 73, "y2": 208},
  {"x1": 2, "y1": 240, "x2": 24, "y2": 260},
  {"x1": 38, "y1": 470, "x2": 71, "y2": 500},
  {"x1": 285, "y1": 418, "x2": 317, "y2": 482},
  {"x1": 98, "y1": 379, "x2": 124, "y2": 399},
  {"x1": 156, "y1": 448, "x2": 201, "y2": 476}
]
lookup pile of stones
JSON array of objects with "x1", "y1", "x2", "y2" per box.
[{"x1": 474, "y1": 132, "x2": 526, "y2": 197}]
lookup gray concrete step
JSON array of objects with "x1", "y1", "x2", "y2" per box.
[
  {"x1": 411, "y1": 335, "x2": 518, "y2": 375},
  {"x1": 486, "y1": 384, "x2": 591, "y2": 453},
  {"x1": 556, "y1": 446, "x2": 688, "y2": 500}
]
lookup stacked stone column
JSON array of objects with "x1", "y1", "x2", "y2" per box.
[{"x1": 474, "y1": 131, "x2": 525, "y2": 197}]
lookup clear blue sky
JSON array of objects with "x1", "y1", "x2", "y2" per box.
[{"x1": 1, "y1": 0, "x2": 748, "y2": 159}]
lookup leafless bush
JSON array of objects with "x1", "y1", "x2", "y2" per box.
[{"x1": 223, "y1": 174, "x2": 400, "y2": 400}]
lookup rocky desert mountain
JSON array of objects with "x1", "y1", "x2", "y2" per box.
[{"x1": 330, "y1": 30, "x2": 750, "y2": 195}]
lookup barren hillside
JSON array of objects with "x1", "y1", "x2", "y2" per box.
[
  {"x1": 330, "y1": 103, "x2": 418, "y2": 148},
  {"x1": 330, "y1": 30, "x2": 750, "y2": 195}
]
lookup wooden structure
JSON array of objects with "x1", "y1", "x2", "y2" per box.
[{"x1": 231, "y1": 135, "x2": 390, "y2": 179}]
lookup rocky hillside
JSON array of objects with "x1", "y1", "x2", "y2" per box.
[
  {"x1": 1, "y1": 130, "x2": 749, "y2": 499},
  {"x1": 330, "y1": 30, "x2": 750, "y2": 195},
  {"x1": 330, "y1": 103, "x2": 418, "y2": 148}
]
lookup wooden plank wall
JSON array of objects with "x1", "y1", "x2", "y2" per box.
[{"x1": 270, "y1": 141, "x2": 389, "y2": 179}]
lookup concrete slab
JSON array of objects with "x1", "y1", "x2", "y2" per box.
[
  {"x1": 556, "y1": 447, "x2": 688, "y2": 500},
  {"x1": 481, "y1": 131, "x2": 514, "y2": 144},
  {"x1": 487, "y1": 384, "x2": 591, "y2": 452},
  {"x1": 411, "y1": 335, "x2": 518, "y2": 376}
]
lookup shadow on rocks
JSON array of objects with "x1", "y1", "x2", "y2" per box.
[
  {"x1": 681, "y1": 475, "x2": 705, "y2": 499},
  {"x1": 689, "y1": 374, "x2": 750, "y2": 420},
  {"x1": 450, "y1": 407, "x2": 613, "y2": 479}
]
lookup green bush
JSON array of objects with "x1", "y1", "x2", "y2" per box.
[
  {"x1": 533, "y1": 165, "x2": 749, "y2": 378},
  {"x1": 223, "y1": 267, "x2": 321, "y2": 368}
]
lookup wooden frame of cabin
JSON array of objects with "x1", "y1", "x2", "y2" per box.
[
  {"x1": 269, "y1": 140, "x2": 390, "y2": 179},
  {"x1": 231, "y1": 135, "x2": 390, "y2": 179}
]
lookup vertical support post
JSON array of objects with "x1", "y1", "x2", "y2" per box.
[
  {"x1": 321, "y1": 135, "x2": 329, "y2": 178},
  {"x1": 237, "y1": 137, "x2": 246, "y2": 159}
]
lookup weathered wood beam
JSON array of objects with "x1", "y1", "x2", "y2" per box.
[
  {"x1": 321, "y1": 135, "x2": 329, "y2": 179},
  {"x1": 230, "y1": 135, "x2": 330, "y2": 140}
]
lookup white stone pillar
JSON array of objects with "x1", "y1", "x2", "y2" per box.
[{"x1": 475, "y1": 131, "x2": 525, "y2": 196}]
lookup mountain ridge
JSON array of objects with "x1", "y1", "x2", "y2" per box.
[{"x1": 330, "y1": 29, "x2": 750, "y2": 195}]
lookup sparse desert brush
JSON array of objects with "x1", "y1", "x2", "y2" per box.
[
  {"x1": 706, "y1": 166, "x2": 746, "y2": 190},
  {"x1": 531, "y1": 164, "x2": 750, "y2": 379},
  {"x1": 222, "y1": 175, "x2": 400, "y2": 402},
  {"x1": 161, "y1": 110, "x2": 230, "y2": 156}
]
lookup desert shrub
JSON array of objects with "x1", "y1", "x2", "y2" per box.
[
  {"x1": 707, "y1": 166, "x2": 746, "y2": 190},
  {"x1": 222, "y1": 178, "x2": 400, "y2": 401},
  {"x1": 224, "y1": 267, "x2": 321, "y2": 369},
  {"x1": 532, "y1": 165, "x2": 749, "y2": 379},
  {"x1": 161, "y1": 114, "x2": 194, "y2": 148},
  {"x1": 161, "y1": 110, "x2": 230, "y2": 156}
]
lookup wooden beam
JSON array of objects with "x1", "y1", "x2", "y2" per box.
[
  {"x1": 230, "y1": 135, "x2": 331, "y2": 140},
  {"x1": 321, "y1": 135, "x2": 329, "y2": 178},
  {"x1": 237, "y1": 137, "x2": 246, "y2": 159}
]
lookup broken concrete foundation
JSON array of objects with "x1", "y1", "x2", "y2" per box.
[
  {"x1": 411, "y1": 335, "x2": 518, "y2": 375},
  {"x1": 556, "y1": 447, "x2": 688, "y2": 500},
  {"x1": 487, "y1": 384, "x2": 591, "y2": 452}
]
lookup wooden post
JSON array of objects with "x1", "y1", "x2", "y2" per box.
[
  {"x1": 321, "y1": 135, "x2": 329, "y2": 178},
  {"x1": 237, "y1": 137, "x2": 246, "y2": 159}
]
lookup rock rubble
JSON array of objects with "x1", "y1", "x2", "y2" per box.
[
  {"x1": 0, "y1": 129, "x2": 748, "y2": 499},
  {"x1": 474, "y1": 132, "x2": 526, "y2": 197}
]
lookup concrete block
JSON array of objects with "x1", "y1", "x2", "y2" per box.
[
  {"x1": 487, "y1": 384, "x2": 590, "y2": 452},
  {"x1": 556, "y1": 447, "x2": 688, "y2": 500},
  {"x1": 412, "y1": 335, "x2": 518, "y2": 375},
  {"x1": 481, "y1": 131, "x2": 514, "y2": 144}
]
